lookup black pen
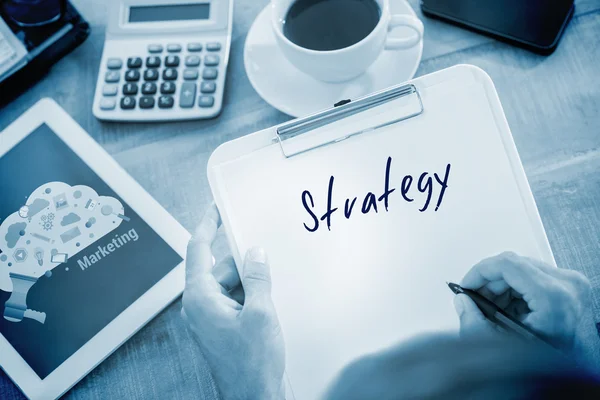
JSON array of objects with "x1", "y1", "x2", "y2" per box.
[{"x1": 447, "y1": 282, "x2": 553, "y2": 347}]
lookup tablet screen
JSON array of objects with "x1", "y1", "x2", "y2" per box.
[{"x1": 0, "y1": 124, "x2": 183, "y2": 379}]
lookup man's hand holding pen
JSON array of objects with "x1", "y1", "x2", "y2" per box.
[
  {"x1": 181, "y1": 205, "x2": 594, "y2": 400},
  {"x1": 453, "y1": 252, "x2": 591, "y2": 350}
]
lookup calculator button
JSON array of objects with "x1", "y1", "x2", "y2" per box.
[
  {"x1": 185, "y1": 55, "x2": 201, "y2": 67},
  {"x1": 206, "y1": 42, "x2": 221, "y2": 51},
  {"x1": 179, "y1": 82, "x2": 196, "y2": 108},
  {"x1": 204, "y1": 55, "x2": 220, "y2": 66},
  {"x1": 187, "y1": 42, "x2": 203, "y2": 52},
  {"x1": 106, "y1": 58, "x2": 122, "y2": 69},
  {"x1": 158, "y1": 95, "x2": 174, "y2": 108},
  {"x1": 202, "y1": 68, "x2": 218, "y2": 80},
  {"x1": 160, "y1": 81, "x2": 176, "y2": 94},
  {"x1": 142, "y1": 82, "x2": 157, "y2": 94},
  {"x1": 198, "y1": 95, "x2": 215, "y2": 108},
  {"x1": 105, "y1": 71, "x2": 120, "y2": 83},
  {"x1": 123, "y1": 83, "x2": 138, "y2": 95},
  {"x1": 167, "y1": 43, "x2": 182, "y2": 52},
  {"x1": 120, "y1": 96, "x2": 136, "y2": 109},
  {"x1": 163, "y1": 68, "x2": 178, "y2": 80},
  {"x1": 100, "y1": 98, "x2": 116, "y2": 110},
  {"x1": 200, "y1": 81, "x2": 216, "y2": 93},
  {"x1": 144, "y1": 69, "x2": 159, "y2": 81},
  {"x1": 127, "y1": 57, "x2": 143, "y2": 68},
  {"x1": 102, "y1": 84, "x2": 118, "y2": 96},
  {"x1": 139, "y1": 96, "x2": 155, "y2": 109},
  {"x1": 183, "y1": 69, "x2": 199, "y2": 80},
  {"x1": 165, "y1": 55, "x2": 180, "y2": 67},
  {"x1": 148, "y1": 44, "x2": 163, "y2": 53},
  {"x1": 146, "y1": 56, "x2": 161, "y2": 68},
  {"x1": 125, "y1": 69, "x2": 140, "y2": 81}
]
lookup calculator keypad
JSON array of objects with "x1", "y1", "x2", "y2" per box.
[
  {"x1": 160, "y1": 82, "x2": 176, "y2": 94},
  {"x1": 107, "y1": 58, "x2": 122, "y2": 69},
  {"x1": 201, "y1": 81, "x2": 216, "y2": 93},
  {"x1": 100, "y1": 98, "x2": 116, "y2": 110},
  {"x1": 105, "y1": 71, "x2": 120, "y2": 82},
  {"x1": 144, "y1": 69, "x2": 159, "y2": 81},
  {"x1": 142, "y1": 82, "x2": 157, "y2": 94},
  {"x1": 139, "y1": 96, "x2": 155, "y2": 109},
  {"x1": 103, "y1": 84, "x2": 118, "y2": 96},
  {"x1": 123, "y1": 83, "x2": 138, "y2": 95},
  {"x1": 146, "y1": 56, "x2": 161, "y2": 68},
  {"x1": 99, "y1": 41, "x2": 222, "y2": 116},
  {"x1": 147, "y1": 44, "x2": 163, "y2": 53},
  {"x1": 187, "y1": 43, "x2": 202, "y2": 52},
  {"x1": 183, "y1": 69, "x2": 199, "y2": 80},
  {"x1": 204, "y1": 55, "x2": 220, "y2": 66},
  {"x1": 199, "y1": 96, "x2": 214, "y2": 108},
  {"x1": 206, "y1": 42, "x2": 221, "y2": 51},
  {"x1": 180, "y1": 82, "x2": 197, "y2": 108},
  {"x1": 165, "y1": 55, "x2": 180, "y2": 67},
  {"x1": 127, "y1": 57, "x2": 142, "y2": 68},
  {"x1": 167, "y1": 43, "x2": 182, "y2": 52},
  {"x1": 202, "y1": 68, "x2": 218, "y2": 80},
  {"x1": 163, "y1": 68, "x2": 178, "y2": 80},
  {"x1": 125, "y1": 70, "x2": 140, "y2": 81},
  {"x1": 158, "y1": 95, "x2": 174, "y2": 108},
  {"x1": 185, "y1": 55, "x2": 200, "y2": 67},
  {"x1": 121, "y1": 97, "x2": 136, "y2": 109}
]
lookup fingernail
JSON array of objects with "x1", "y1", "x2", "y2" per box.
[
  {"x1": 248, "y1": 247, "x2": 266, "y2": 263},
  {"x1": 454, "y1": 295, "x2": 466, "y2": 316}
]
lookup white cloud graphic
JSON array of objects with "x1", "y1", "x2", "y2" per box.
[{"x1": 0, "y1": 182, "x2": 125, "y2": 323}]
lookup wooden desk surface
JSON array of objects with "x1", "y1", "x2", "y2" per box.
[{"x1": 1, "y1": 0, "x2": 599, "y2": 398}]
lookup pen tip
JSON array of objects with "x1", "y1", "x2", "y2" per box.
[{"x1": 447, "y1": 282, "x2": 463, "y2": 294}]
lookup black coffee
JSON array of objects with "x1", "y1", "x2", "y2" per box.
[{"x1": 283, "y1": 0, "x2": 381, "y2": 51}]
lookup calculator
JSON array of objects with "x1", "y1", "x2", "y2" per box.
[{"x1": 92, "y1": 0, "x2": 232, "y2": 122}]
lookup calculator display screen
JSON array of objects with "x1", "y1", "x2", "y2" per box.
[{"x1": 129, "y1": 3, "x2": 210, "y2": 23}]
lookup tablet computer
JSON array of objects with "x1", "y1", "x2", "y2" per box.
[{"x1": 0, "y1": 98, "x2": 189, "y2": 399}]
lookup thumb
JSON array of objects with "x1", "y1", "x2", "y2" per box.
[
  {"x1": 241, "y1": 247, "x2": 272, "y2": 301},
  {"x1": 454, "y1": 294, "x2": 494, "y2": 337}
]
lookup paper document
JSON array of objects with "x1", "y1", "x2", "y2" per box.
[{"x1": 0, "y1": 18, "x2": 28, "y2": 82}]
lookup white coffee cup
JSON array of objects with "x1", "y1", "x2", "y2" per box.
[{"x1": 271, "y1": 0, "x2": 424, "y2": 83}]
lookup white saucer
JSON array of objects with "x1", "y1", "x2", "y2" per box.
[{"x1": 244, "y1": 0, "x2": 423, "y2": 117}]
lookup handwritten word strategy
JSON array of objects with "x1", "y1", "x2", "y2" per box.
[{"x1": 301, "y1": 157, "x2": 451, "y2": 233}]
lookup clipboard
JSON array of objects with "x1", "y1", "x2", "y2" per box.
[{"x1": 207, "y1": 65, "x2": 554, "y2": 399}]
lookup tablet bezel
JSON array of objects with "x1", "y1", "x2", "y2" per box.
[{"x1": 0, "y1": 98, "x2": 189, "y2": 400}]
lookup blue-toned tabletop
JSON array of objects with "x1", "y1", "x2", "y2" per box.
[{"x1": 1, "y1": 0, "x2": 599, "y2": 398}]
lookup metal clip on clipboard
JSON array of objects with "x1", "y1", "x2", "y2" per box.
[{"x1": 275, "y1": 83, "x2": 424, "y2": 158}]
